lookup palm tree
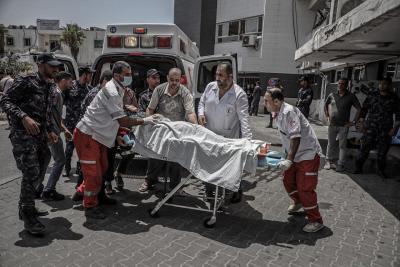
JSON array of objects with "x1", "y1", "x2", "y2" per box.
[{"x1": 60, "y1": 23, "x2": 85, "y2": 61}]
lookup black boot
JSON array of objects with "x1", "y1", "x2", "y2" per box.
[
  {"x1": 19, "y1": 206, "x2": 45, "y2": 235},
  {"x1": 230, "y1": 189, "x2": 243, "y2": 204},
  {"x1": 98, "y1": 190, "x2": 117, "y2": 205}
]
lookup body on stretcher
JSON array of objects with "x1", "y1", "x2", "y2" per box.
[{"x1": 118, "y1": 131, "x2": 285, "y2": 228}]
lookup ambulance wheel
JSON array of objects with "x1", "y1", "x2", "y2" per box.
[
  {"x1": 148, "y1": 208, "x2": 159, "y2": 218},
  {"x1": 203, "y1": 216, "x2": 216, "y2": 228}
]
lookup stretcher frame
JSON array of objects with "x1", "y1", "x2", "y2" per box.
[{"x1": 148, "y1": 173, "x2": 226, "y2": 228}]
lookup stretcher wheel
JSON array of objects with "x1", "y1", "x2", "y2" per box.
[
  {"x1": 203, "y1": 216, "x2": 216, "y2": 228},
  {"x1": 148, "y1": 208, "x2": 159, "y2": 218}
]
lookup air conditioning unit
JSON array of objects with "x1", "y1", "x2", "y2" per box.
[{"x1": 242, "y1": 34, "x2": 257, "y2": 47}]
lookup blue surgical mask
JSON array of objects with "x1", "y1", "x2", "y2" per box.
[{"x1": 121, "y1": 76, "x2": 132, "y2": 87}]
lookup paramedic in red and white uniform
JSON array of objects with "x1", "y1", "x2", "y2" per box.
[
  {"x1": 74, "y1": 61, "x2": 157, "y2": 219},
  {"x1": 264, "y1": 87, "x2": 325, "y2": 233}
]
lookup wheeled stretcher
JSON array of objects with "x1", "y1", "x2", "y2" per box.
[{"x1": 119, "y1": 125, "x2": 285, "y2": 227}]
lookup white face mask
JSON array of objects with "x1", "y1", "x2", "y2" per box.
[{"x1": 121, "y1": 75, "x2": 132, "y2": 87}]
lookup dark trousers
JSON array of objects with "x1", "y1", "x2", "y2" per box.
[
  {"x1": 64, "y1": 139, "x2": 75, "y2": 172},
  {"x1": 251, "y1": 98, "x2": 260, "y2": 116},
  {"x1": 145, "y1": 159, "x2": 182, "y2": 189},
  {"x1": 356, "y1": 129, "x2": 392, "y2": 171},
  {"x1": 104, "y1": 147, "x2": 116, "y2": 183},
  {"x1": 10, "y1": 134, "x2": 51, "y2": 207}
]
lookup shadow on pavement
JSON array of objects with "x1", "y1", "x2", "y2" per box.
[
  {"x1": 15, "y1": 217, "x2": 83, "y2": 248},
  {"x1": 346, "y1": 172, "x2": 400, "y2": 220},
  {"x1": 81, "y1": 171, "x2": 333, "y2": 250}
]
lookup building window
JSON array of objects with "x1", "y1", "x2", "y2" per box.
[
  {"x1": 24, "y1": 38, "x2": 31, "y2": 47},
  {"x1": 228, "y1": 21, "x2": 239, "y2": 36},
  {"x1": 94, "y1": 40, "x2": 103, "y2": 48},
  {"x1": 216, "y1": 15, "x2": 263, "y2": 44},
  {"x1": 6, "y1": 37, "x2": 14, "y2": 46},
  {"x1": 386, "y1": 62, "x2": 396, "y2": 79},
  {"x1": 258, "y1": 16, "x2": 263, "y2": 32},
  {"x1": 179, "y1": 39, "x2": 187, "y2": 54},
  {"x1": 245, "y1": 17, "x2": 258, "y2": 33},
  {"x1": 395, "y1": 61, "x2": 400, "y2": 80}
]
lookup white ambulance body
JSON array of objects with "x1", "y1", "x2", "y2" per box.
[{"x1": 92, "y1": 23, "x2": 237, "y2": 110}]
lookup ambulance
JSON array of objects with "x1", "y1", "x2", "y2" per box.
[{"x1": 91, "y1": 23, "x2": 237, "y2": 110}]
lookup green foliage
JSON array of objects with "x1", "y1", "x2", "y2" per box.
[
  {"x1": 60, "y1": 23, "x2": 85, "y2": 61},
  {"x1": 0, "y1": 56, "x2": 33, "y2": 76}
]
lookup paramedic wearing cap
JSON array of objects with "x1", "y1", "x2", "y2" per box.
[
  {"x1": 264, "y1": 88, "x2": 324, "y2": 233},
  {"x1": 63, "y1": 66, "x2": 95, "y2": 177},
  {"x1": 74, "y1": 61, "x2": 158, "y2": 219},
  {"x1": 0, "y1": 52, "x2": 60, "y2": 235},
  {"x1": 198, "y1": 62, "x2": 252, "y2": 203}
]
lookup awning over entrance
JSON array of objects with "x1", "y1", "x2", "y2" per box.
[{"x1": 295, "y1": 0, "x2": 400, "y2": 63}]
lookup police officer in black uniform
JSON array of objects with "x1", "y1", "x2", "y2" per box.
[
  {"x1": 0, "y1": 53, "x2": 60, "y2": 235},
  {"x1": 296, "y1": 76, "x2": 313, "y2": 119},
  {"x1": 63, "y1": 66, "x2": 94, "y2": 176},
  {"x1": 354, "y1": 77, "x2": 400, "y2": 178}
]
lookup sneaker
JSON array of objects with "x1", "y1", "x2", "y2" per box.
[
  {"x1": 105, "y1": 182, "x2": 115, "y2": 195},
  {"x1": 288, "y1": 203, "x2": 303, "y2": 214},
  {"x1": 336, "y1": 165, "x2": 345, "y2": 172},
  {"x1": 84, "y1": 207, "x2": 106, "y2": 219},
  {"x1": 72, "y1": 191, "x2": 83, "y2": 202},
  {"x1": 42, "y1": 190, "x2": 65, "y2": 201},
  {"x1": 324, "y1": 162, "x2": 331, "y2": 170},
  {"x1": 302, "y1": 222, "x2": 324, "y2": 233},
  {"x1": 35, "y1": 207, "x2": 49, "y2": 217}
]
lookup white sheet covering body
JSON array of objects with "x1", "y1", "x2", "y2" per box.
[{"x1": 132, "y1": 120, "x2": 263, "y2": 191}]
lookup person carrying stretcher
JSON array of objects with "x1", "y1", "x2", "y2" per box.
[{"x1": 264, "y1": 87, "x2": 325, "y2": 233}]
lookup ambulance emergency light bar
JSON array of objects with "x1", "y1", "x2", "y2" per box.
[
  {"x1": 108, "y1": 35, "x2": 172, "y2": 49},
  {"x1": 107, "y1": 26, "x2": 172, "y2": 49}
]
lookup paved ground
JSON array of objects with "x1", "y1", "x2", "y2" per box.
[{"x1": 0, "y1": 115, "x2": 399, "y2": 267}]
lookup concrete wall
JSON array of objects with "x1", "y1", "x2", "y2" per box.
[
  {"x1": 3, "y1": 28, "x2": 105, "y2": 66},
  {"x1": 76, "y1": 30, "x2": 105, "y2": 66},
  {"x1": 215, "y1": 0, "x2": 316, "y2": 75},
  {"x1": 175, "y1": 0, "x2": 216, "y2": 56},
  {"x1": 4, "y1": 28, "x2": 37, "y2": 54}
]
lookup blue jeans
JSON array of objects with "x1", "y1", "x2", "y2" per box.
[{"x1": 45, "y1": 138, "x2": 66, "y2": 192}]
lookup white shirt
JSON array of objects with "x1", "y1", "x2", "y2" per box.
[
  {"x1": 77, "y1": 79, "x2": 126, "y2": 148},
  {"x1": 198, "y1": 81, "x2": 252, "y2": 139},
  {"x1": 276, "y1": 102, "x2": 322, "y2": 162}
]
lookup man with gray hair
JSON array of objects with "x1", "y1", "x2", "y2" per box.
[
  {"x1": 138, "y1": 67, "x2": 197, "y2": 193},
  {"x1": 73, "y1": 61, "x2": 158, "y2": 219}
]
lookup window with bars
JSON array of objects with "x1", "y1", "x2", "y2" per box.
[{"x1": 24, "y1": 38, "x2": 31, "y2": 47}]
